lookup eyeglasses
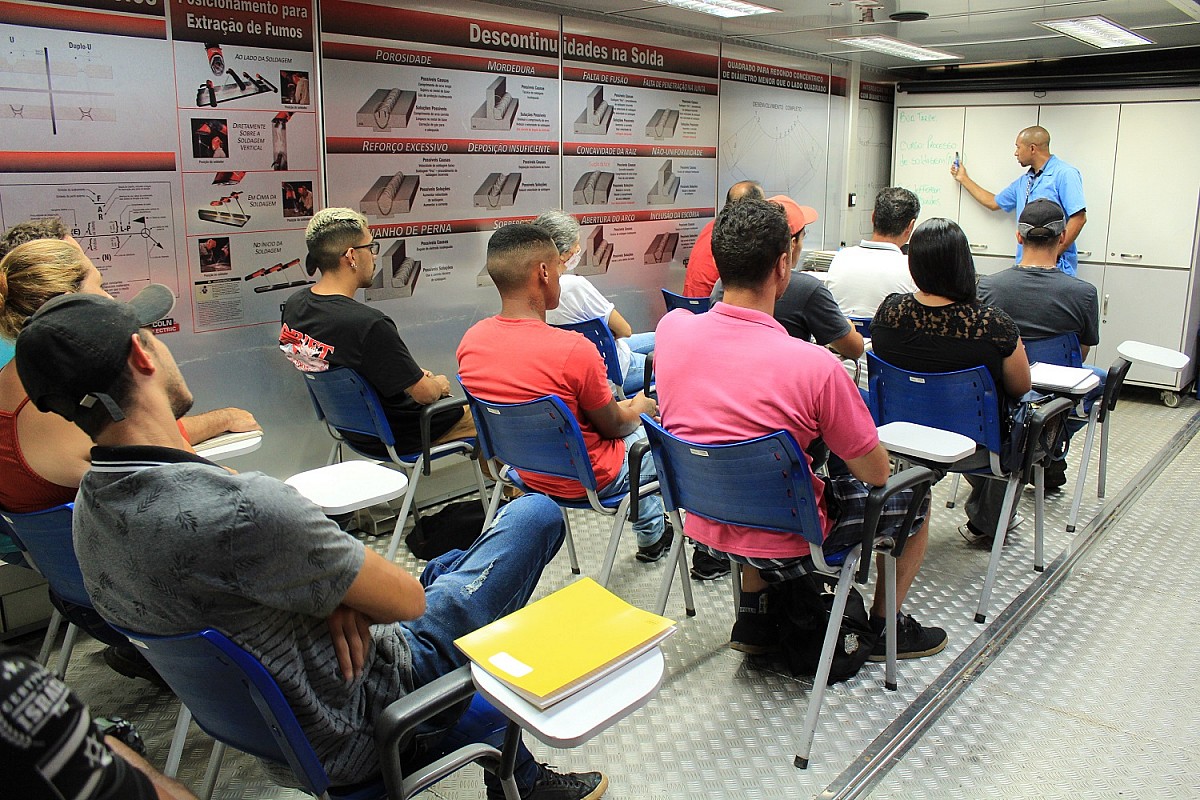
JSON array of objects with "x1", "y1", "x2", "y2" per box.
[
  {"x1": 351, "y1": 241, "x2": 380, "y2": 255},
  {"x1": 791, "y1": 227, "x2": 807, "y2": 243}
]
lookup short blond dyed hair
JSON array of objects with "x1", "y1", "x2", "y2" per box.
[{"x1": 305, "y1": 207, "x2": 369, "y2": 273}]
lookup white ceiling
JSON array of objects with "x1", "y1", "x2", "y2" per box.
[{"x1": 502, "y1": 0, "x2": 1200, "y2": 74}]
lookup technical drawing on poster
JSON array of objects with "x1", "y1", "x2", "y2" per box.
[
  {"x1": 0, "y1": 181, "x2": 176, "y2": 291},
  {"x1": 577, "y1": 225, "x2": 612, "y2": 275},
  {"x1": 244, "y1": 258, "x2": 312, "y2": 293},
  {"x1": 364, "y1": 240, "x2": 421, "y2": 301},
  {"x1": 645, "y1": 109, "x2": 679, "y2": 139},
  {"x1": 647, "y1": 160, "x2": 680, "y2": 205},
  {"x1": 195, "y1": 43, "x2": 278, "y2": 107},
  {"x1": 574, "y1": 85, "x2": 613, "y2": 135},
  {"x1": 572, "y1": 171, "x2": 614, "y2": 205},
  {"x1": 198, "y1": 192, "x2": 250, "y2": 227},
  {"x1": 356, "y1": 88, "x2": 417, "y2": 130},
  {"x1": 0, "y1": 43, "x2": 117, "y2": 135},
  {"x1": 720, "y1": 105, "x2": 824, "y2": 198},
  {"x1": 471, "y1": 76, "x2": 518, "y2": 131},
  {"x1": 473, "y1": 173, "x2": 522, "y2": 209},
  {"x1": 644, "y1": 231, "x2": 679, "y2": 264},
  {"x1": 361, "y1": 172, "x2": 420, "y2": 216},
  {"x1": 271, "y1": 112, "x2": 292, "y2": 170}
]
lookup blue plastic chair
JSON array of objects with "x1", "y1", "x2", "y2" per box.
[
  {"x1": 113, "y1": 627, "x2": 519, "y2": 800},
  {"x1": 661, "y1": 289, "x2": 711, "y2": 314},
  {"x1": 460, "y1": 387, "x2": 668, "y2": 599},
  {"x1": 636, "y1": 415, "x2": 933, "y2": 769},
  {"x1": 302, "y1": 367, "x2": 488, "y2": 561},
  {"x1": 866, "y1": 352, "x2": 1072, "y2": 623},
  {"x1": 0, "y1": 504, "x2": 87, "y2": 675},
  {"x1": 1024, "y1": 332, "x2": 1132, "y2": 533},
  {"x1": 849, "y1": 315, "x2": 872, "y2": 338},
  {"x1": 550, "y1": 316, "x2": 624, "y2": 390}
]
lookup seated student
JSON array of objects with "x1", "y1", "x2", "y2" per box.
[
  {"x1": 279, "y1": 208, "x2": 474, "y2": 455},
  {"x1": 871, "y1": 218, "x2": 1033, "y2": 546},
  {"x1": 655, "y1": 198, "x2": 945, "y2": 660},
  {"x1": 824, "y1": 187, "x2": 919, "y2": 318},
  {"x1": 2, "y1": 645, "x2": 197, "y2": 800},
  {"x1": 457, "y1": 224, "x2": 674, "y2": 566},
  {"x1": 0, "y1": 239, "x2": 258, "y2": 683},
  {"x1": 16, "y1": 292, "x2": 608, "y2": 800},
  {"x1": 534, "y1": 209, "x2": 655, "y2": 396},
  {"x1": 684, "y1": 180, "x2": 764, "y2": 298},
  {"x1": 710, "y1": 196, "x2": 864, "y2": 361},
  {"x1": 978, "y1": 198, "x2": 1100, "y2": 492}
]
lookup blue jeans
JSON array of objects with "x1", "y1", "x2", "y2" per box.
[
  {"x1": 620, "y1": 332, "x2": 656, "y2": 396},
  {"x1": 403, "y1": 494, "x2": 567, "y2": 793},
  {"x1": 597, "y1": 429, "x2": 665, "y2": 548}
]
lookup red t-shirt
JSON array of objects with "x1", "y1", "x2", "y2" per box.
[
  {"x1": 457, "y1": 316, "x2": 622, "y2": 498},
  {"x1": 682, "y1": 220, "x2": 718, "y2": 298}
]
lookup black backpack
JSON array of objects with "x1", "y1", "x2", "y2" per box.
[
  {"x1": 404, "y1": 501, "x2": 487, "y2": 560},
  {"x1": 772, "y1": 572, "x2": 877, "y2": 685}
]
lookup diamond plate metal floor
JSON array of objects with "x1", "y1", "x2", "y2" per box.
[{"x1": 9, "y1": 387, "x2": 1194, "y2": 799}]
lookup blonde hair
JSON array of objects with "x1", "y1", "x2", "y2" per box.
[{"x1": 0, "y1": 239, "x2": 91, "y2": 340}]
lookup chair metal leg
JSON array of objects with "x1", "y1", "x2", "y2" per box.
[
  {"x1": 385, "y1": 462, "x2": 422, "y2": 562},
  {"x1": 164, "y1": 703, "x2": 191, "y2": 778},
  {"x1": 884, "y1": 555, "x2": 898, "y2": 691},
  {"x1": 597, "y1": 498, "x2": 632, "y2": 586},
  {"x1": 562, "y1": 508, "x2": 580, "y2": 576},
  {"x1": 54, "y1": 622, "x2": 80, "y2": 678},
  {"x1": 199, "y1": 740, "x2": 226, "y2": 800},
  {"x1": 795, "y1": 550, "x2": 860, "y2": 769},
  {"x1": 38, "y1": 609, "x2": 64, "y2": 665},
  {"x1": 654, "y1": 511, "x2": 690, "y2": 615},
  {"x1": 482, "y1": 476, "x2": 506, "y2": 528},
  {"x1": 731, "y1": 560, "x2": 742, "y2": 612},
  {"x1": 1033, "y1": 465, "x2": 1045, "y2": 572},
  {"x1": 1098, "y1": 415, "x2": 1111, "y2": 500},
  {"x1": 471, "y1": 460, "x2": 490, "y2": 515},
  {"x1": 945, "y1": 473, "x2": 961, "y2": 508},
  {"x1": 975, "y1": 475, "x2": 1021, "y2": 624},
  {"x1": 1067, "y1": 405, "x2": 1101, "y2": 533},
  {"x1": 325, "y1": 440, "x2": 341, "y2": 466}
]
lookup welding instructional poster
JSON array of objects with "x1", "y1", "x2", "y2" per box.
[
  {"x1": 169, "y1": 0, "x2": 320, "y2": 333},
  {"x1": 717, "y1": 44, "x2": 838, "y2": 249},
  {"x1": 319, "y1": 0, "x2": 561, "y2": 303},
  {"x1": 0, "y1": 0, "x2": 185, "y2": 331},
  {"x1": 560, "y1": 17, "x2": 718, "y2": 277}
]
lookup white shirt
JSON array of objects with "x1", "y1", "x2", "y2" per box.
[
  {"x1": 545, "y1": 274, "x2": 632, "y2": 376},
  {"x1": 824, "y1": 240, "x2": 916, "y2": 318}
]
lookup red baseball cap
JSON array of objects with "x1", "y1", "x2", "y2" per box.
[{"x1": 768, "y1": 195, "x2": 819, "y2": 236}]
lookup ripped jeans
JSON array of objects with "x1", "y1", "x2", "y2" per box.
[{"x1": 402, "y1": 494, "x2": 566, "y2": 792}]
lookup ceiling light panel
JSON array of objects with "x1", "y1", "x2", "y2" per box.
[
  {"x1": 1034, "y1": 16, "x2": 1154, "y2": 49},
  {"x1": 829, "y1": 35, "x2": 961, "y2": 62},
  {"x1": 650, "y1": 0, "x2": 778, "y2": 19}
]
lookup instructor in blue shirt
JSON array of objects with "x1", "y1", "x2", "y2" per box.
[{"x1": 950, "y1": 125, "x2": 1086, "y2": 276}]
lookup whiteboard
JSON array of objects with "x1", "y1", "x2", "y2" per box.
[{"x1": 892, "y1": 106, "x2": 963, "y2": 223}]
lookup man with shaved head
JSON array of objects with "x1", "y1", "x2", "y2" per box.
[
  {"x1": 458, "y1": 223, "x2": 672, "y2": 564},
  {"x1": 951, "y1": 125, "x2": 1087, "y2": 276},
  {"x1": 683, "y1": 179, "x2": 764, "y2": 297}
]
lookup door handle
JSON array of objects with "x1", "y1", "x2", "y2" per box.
[
  {"x1": 968, "y1": 243, "x2": 988, "y2": 251},
  {"x1": 1117, "y1": 253, "x2": 1143, "y2": 259},
  {"x1": 1077, "y1": 250, "x2": 1092, "y2": 258},
  {"x1": 1102, "y1": 294, "x2": 1109, "y2": 316}
]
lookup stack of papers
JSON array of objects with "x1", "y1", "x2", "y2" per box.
[
  {"x1": 455, "y1": 578, "x2": 676, "y2": 710},
  {"x1": 1029, "y1": 362, "x2": 1097, "y2": 393}
]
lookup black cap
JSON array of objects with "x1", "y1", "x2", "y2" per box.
[
  {"x1": 15, "y1": 285, "x2": 175, "y2": 422},
  {"x1": 1018, "y1": 198, "x2": 1067, "y2": 239}
]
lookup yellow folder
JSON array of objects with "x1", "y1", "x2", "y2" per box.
[{"x1": 455, "y1": 577, "x2": 676, "y2": 709}]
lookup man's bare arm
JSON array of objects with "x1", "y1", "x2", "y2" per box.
[
  {"x1": 582, "y1": 392, "x2": 657, "y2": 440},
  {"x1": 950, "y1": 162, "x2": 1000, "y2": 211},
  {"x1": 1060, "y1": 211, "x2": 1087, "y2": 257},
  {"x1": 180, "y1": 407, "x2": 259, "y2": 444}
]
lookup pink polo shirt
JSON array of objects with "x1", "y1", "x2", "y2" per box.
[{"x1": 654, "y1": 302, "x2": 879, "y2": 558}]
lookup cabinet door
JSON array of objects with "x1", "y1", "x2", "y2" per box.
[
  {"x1": 1109, "y1": 101, "x2": 1200, "y2": 268},
  {"x1": 1036, "y1": 104, "x2": 1119, "y2": 265},
  {"x1": 958, "y1": 105, "x2": 1040, "y2": 260},
  {"x1": 972, "y1": 254, "x2": 1011, "y2": 276},
  {"x1": 1075, "y1": 263, "x2": 1106, "y2": 366},
  {"x1": 1097, "y1": 265, "x2": 1191, "y2": 387}
]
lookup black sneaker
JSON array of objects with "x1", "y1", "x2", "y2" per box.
[
  {"x1": 103, "y1": 644, "x2": 168, "y2": 687},
  {"x1": 635, "y1": 521, "x2": 673, "y2": 563},
  {"x1": 487, "y1": 763, "x2": 608, "y2": 800},
  {"x1": 1043, "y1": 459, "x2": 1068, "y2": 492},
  {"x1": 729, "y1": 591, "x2": 779, "y2": 655},
  {"x1": 868, "y1": 613, "x2": 947, "y2": 662},
  {"x1": 690, "y1": 549, "x2": 731, "y2": 580}
]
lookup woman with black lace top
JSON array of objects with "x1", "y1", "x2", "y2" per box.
[{"x1": 871, "y1": 218, "x2": 1032, "y2": 545}]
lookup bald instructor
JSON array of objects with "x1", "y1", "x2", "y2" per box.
[{"x1": 950, "y1": 125, "x2": 1086, "y2": 276}]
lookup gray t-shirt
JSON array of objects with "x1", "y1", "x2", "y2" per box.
[
  {"x1": 74, "y1": 445, "x2": 407, "y2": 786},
  {"x1": 711, "y1": 270, "x2": 850, "y2": 345},
  {"x1": 977, "y1": 265, "x2": 1100, "y2": 346}
]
